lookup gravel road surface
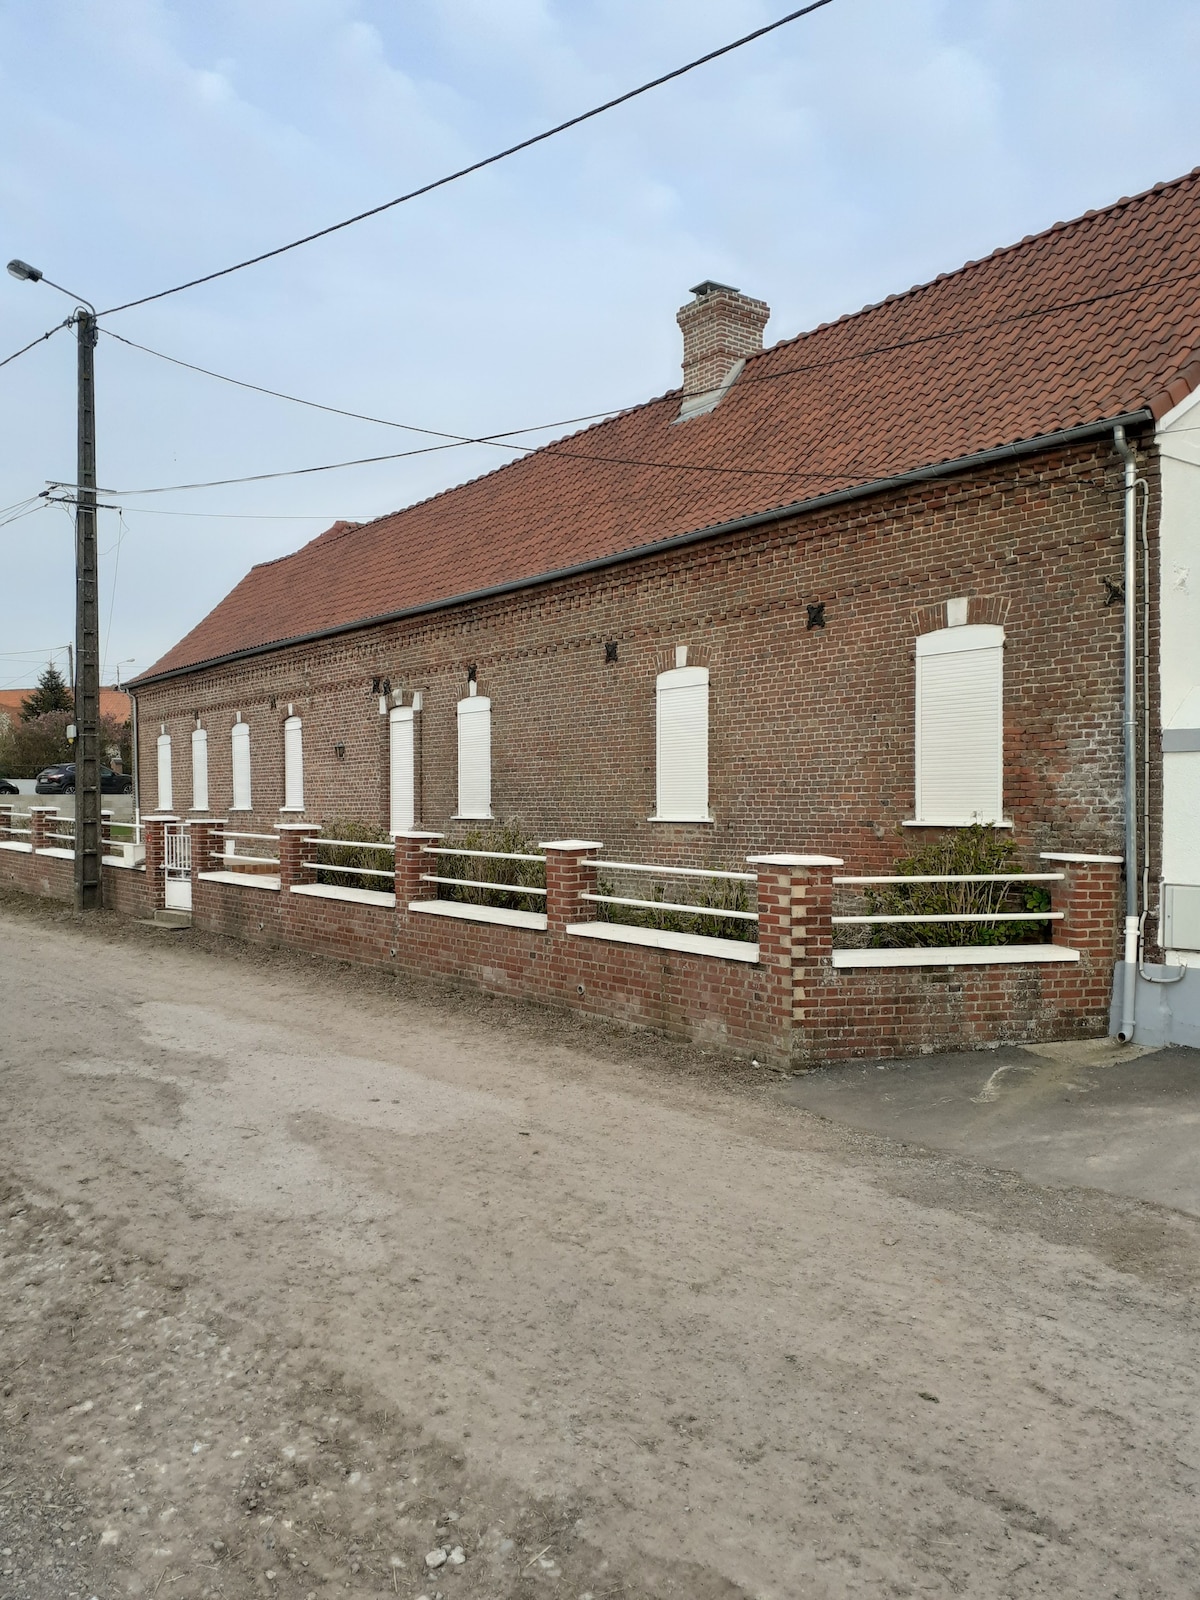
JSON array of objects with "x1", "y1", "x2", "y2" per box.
[{"x1": 1, "y1": 891, "x2": 1197, "y2": 1599}]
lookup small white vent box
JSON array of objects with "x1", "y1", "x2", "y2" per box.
[{"x1": 1161, "y1": 884, "x2": 1200, "y2": 951}]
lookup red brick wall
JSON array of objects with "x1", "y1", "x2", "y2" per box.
[
  {"x1": 0, "y1": 846, "x2": 148, "y2": 918},
  {"x1": 0, "y1": 834, "x2": 1120, "y2": 1062},
  {"x1": 133, "y1": 438, "x2": 1148, "y2": 885},
  {"x1": 178, "y1": 850, "x2": 1118, "y2": 1062}
]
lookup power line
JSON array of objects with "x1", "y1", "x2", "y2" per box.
[
  {"x1": 100, "y1": 327, "x2": 626, "y2": 449},
  {"x1": 53, "y1": 429, "x2": 887, "y2": 498},
  {"x1": 96, "y1": 2, "x2": 835, "y2": 317},
  {"x1": 92, "y1": 256, "x2": 1199, "y2": 499},
  {"x1": 0, "y1": 500, "x2": 49, "y2": 532},
  {"x1": 102, "y1": 510, "x2": 126, "y2": 674},
  {"x1": 0, "y1": 319, "x2": 70, "y2": 373}
]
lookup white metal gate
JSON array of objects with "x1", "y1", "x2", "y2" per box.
[{"x1": 164, "y1": 822, "x2": 192, "y2": 911}]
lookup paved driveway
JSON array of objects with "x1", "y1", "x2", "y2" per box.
[
  {"x1": 783, "y1": 1038, "x2": 1200, "y2": 1216},
  {"x1": 1, "y1": 893, "x2": 1198, "y2": 1599}
]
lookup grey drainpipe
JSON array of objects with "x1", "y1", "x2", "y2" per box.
[
  {"x1": 129, "y1": 690, "x2": 141, "y2": 838},
  {"x1": 1114, "y1": 425, "x2": 1139, "y2": 1041}
]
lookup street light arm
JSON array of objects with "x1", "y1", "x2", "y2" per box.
[
  {"x1": 40, "y1": 276, "x2": 97, "y2": 316},
  {"x1": 6, "y1": 260, "x2": 95, "y2": 315}
]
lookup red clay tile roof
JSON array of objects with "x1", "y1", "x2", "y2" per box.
[
  {"x1": 0, "y1": 688, "x2": 131, "y2": 723},
  {"x1": 136, "y1": 168, "x2": 1200, "y2": 684}
]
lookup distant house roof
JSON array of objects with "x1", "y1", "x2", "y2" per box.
[
  {"x1": 135, "y1": 167, "x2": 1200, "y2": 686},
  {"x1": 0, "y1": 688, "x2": 131, "y2": 724}
]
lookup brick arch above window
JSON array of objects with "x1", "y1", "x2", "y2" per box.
[
  {"x1": 912, "y1": 595, "x2": 1010, "y2": 636},
  {"x1": 653, "y1": 644, "x2": 712, "y2": 674}
]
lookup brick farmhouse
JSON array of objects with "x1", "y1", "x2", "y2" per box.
[{"x1": 107, "y1": 168, "x2": 1200, "y2": 1058}]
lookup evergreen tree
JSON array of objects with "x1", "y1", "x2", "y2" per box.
[{"x1": 20, "y1": 661, "x2": 73, "y2": 720}]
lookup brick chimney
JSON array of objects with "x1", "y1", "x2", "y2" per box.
[{"x1": 676, "y1": 280, "x2": 769, "y2": 420}]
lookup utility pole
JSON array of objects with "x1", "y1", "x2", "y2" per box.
[
  {"x1": 8, "y1": 258, "x2": 104, "y2": 910},
  {"x1": 74, "y1": 308, "x2": 102, "y2": 909}
]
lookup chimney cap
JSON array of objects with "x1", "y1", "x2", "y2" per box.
[{"x1": 689, "y1": 279, "x2": 739, "y2": 298}]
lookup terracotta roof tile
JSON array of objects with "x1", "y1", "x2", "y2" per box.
[
  {"x1": 137, "y1": 167, "x2": 1200, "y2": 683},
  {"x1": 0, "y1": 688, "x2": 131, "y2": 722}
]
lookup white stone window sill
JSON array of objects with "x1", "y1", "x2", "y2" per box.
[
  {"x1": 228, "y1": 806, "x2": 254, "y2": 813},
  {"x1": 832, "y1": 944, "x2": 1078, "y2": 969},
  {"x1": 902, "y1": 818, "x2": 1013, "y2": 829},
  {"x1": 198, "y1": 870, "x2": 280, "y2": 892},
  {"x1": 101, "y1": 855, "x2": 141, "y2": 869},
  {"x1": 409, "y1": 898, "x2": 546, "y2": 932},
  {"x1": 37, "y1": 846, "x2": 75, "y2": 860},
  {"x1": 0, "y1": 840, "x2": 33, "y2": 854},
  {"x1": 279, "y1": 806, "x2": 306, "y2": 814},
  {"x1": 292, "y1": 882, "x2": 395, "y2": 909},
  {"x1": 567, "y1": 920, "x2": 759, "y2": 964},
  {"x1": 648, "y1": 815, "x2": 715, "y2": 825},
  {"x1": 452, "y1": 814, "x2": 495, "y2": 822}
]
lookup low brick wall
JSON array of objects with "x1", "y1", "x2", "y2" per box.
[
  {"x1": 0, "y1": 843, "x2": 149, "y2": 919},
  {"x1": 2, "y1": 815, "x2": 1121, "y2": 1065}
]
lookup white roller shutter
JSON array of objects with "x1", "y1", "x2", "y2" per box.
[
  {"x1": 915, "y1": 624, "x2": 1004, "y2": 824},
  {"x1": 456, "y1": 695, "x2": 492, "y2": 819},
  {"x1": 389, "y1": 705, "x2": 415, "y2": 833},
  {"x1": 283, "y1": 716, "x2": 304, "y2": 811},
  {"x1": 231, "y1": 721, "x2": 252, "y2": 811},
  {"x1": 655, "y1": 666, "x2": 710, "y2": 821},
  {"x1": 156, "y1": 733, "x2": 173, "y2": 812},
  {"x1": 190, "y1": 728, "x2": 208, "y2": 813}
]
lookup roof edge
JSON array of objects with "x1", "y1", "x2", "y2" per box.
[{"x1": 129, "y1": 410, "x2": 1152, "y2": 691}]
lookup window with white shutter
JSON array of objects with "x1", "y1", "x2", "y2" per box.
[
  {"x1": 156, "y1": 732, "x2": 173, "y2": 811},
  {"x1": 231, "y1": 720, "x2": 252, "y2": 811},
  {"x1": 282, "y1": 716, "x2": 304, "y2": 811},
  {"x1": 389, "y1": 705, "x2": 415, "y2": 833},
  {"x1": 654, "y1": 665, "x2": 710, "y2": 822},
  {"x1": 191, "y1": 727, "x2": 208, "y2": 812},
  {"x1": 456, "y1": 692, "x2": 492, "y2": 819},
  {"x1": 914, "y1": 624, "x2": 1005, "y2": 824}
]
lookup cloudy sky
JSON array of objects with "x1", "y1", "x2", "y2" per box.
[{"x1": 2, "y1": 0, "x2": 1199, "y2": 686}]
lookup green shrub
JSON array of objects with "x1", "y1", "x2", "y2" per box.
[
  {"x1": 595, "y1": 871, "x2": 757, "y2": 942},
  {"x1": 436, "y1": 823, "x2": 546, "y2": 913},
  {"x1": 863, "y1": 826, "x2": 1051, "y2": 948},
  {"x1": 315, "y1": 819, "x2": 394, "y2": 890}
]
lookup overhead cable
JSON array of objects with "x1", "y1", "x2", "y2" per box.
[
  {"x1": 96, "y1": 1, "x2": 835, "y2": 317},
  {"x1": 100, "y1": 328, "x2": 625, "y2": 448},
  {"x1": 0, "y1": 319, "x2": 70, "y2": 373}
]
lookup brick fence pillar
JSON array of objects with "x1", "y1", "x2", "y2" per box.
[
  {"x1": 29, "y1": 806, "x2": 57, "y2": 853},
  {"x1": 747, "y1": 853, "x2": 843, "y2": 1064},
  {"x1": 142, "y1": 814, "x2": 176, "y2": 911},
  {"x1": 0, "y1": 804, "x2": 12, "y2": 843},
  {"x1": 393, "y1": 831, "x2": 443, "y2": 906},
  {"x1": 276, "y1": 822, "x2": 323, "y2": 893},
  {"x1": 541, "y1": 840, "x2": 604, "y2": 932},
  {"x1": 1041, "y1": 850, "x2": 1124, "y2": 1009},
  {"x1": 189, "y1": 818, "x2": 224, "y2": 890}
]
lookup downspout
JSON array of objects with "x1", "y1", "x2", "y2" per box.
[
  {"x1": 1135, "y1": 472, "x2": 1184, "y2": 987},
  {"x1": 1114, "y1": 426, "x2": 1139, "y2": 1040},
  {"x1": 129, "y1": 690, "x2": 141, "y2": 839}
]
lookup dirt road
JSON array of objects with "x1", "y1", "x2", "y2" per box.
[{"x1": 1, "y1": 893, "x2": 1198, "y2": 1599}]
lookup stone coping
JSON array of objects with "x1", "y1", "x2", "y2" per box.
[
  {"x1": 567, "y1": 920, "x2": 760, "y2": 964},
  {"x1": 408, "y1": 899, "x2": 547, "y2": 932},
  {"x1": 832, "y1": 944, "x2": 1079, "y2": 969},
  {"x1": 291, "y1": 882, "x2": 396, "y2": 909},
  {"x1": 198, "y1": 870, "x2": 281, "y2": 892}
]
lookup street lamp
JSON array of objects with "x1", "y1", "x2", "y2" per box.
[{"x1": 8, "y1": 257, "x2": 102, "y2": 910}]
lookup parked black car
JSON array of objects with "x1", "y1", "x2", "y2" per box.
[
  {"x1": 0, "y1": 777, "x2": 17, "y2": 795},
  {"x1": 35, "y1": 763, "x2": 132, "y2": 795}
]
